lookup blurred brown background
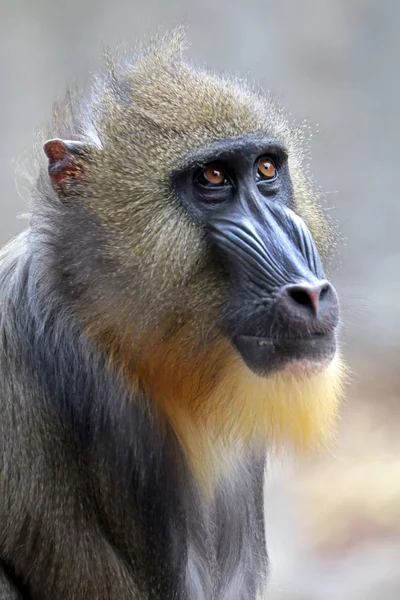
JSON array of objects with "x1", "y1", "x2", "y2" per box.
[{"x1": 1, "y1": 1, "x2": 399, "y2": 597}]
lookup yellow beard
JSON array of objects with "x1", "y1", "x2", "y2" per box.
[
  {"x1": 139, "y1": 337, "x2": 346, "y2": 493},
  {"x1": 93, "y1": 320, "x2": 346, "y2": 493},
  {"x1": 222, "y1": 352, "x2": 346, "y2": 452}
]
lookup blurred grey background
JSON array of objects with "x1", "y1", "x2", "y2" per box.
[{"x1": 1, "y1": 1, "x2": 400, "y2": 598}]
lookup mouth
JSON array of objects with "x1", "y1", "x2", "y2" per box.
[{"x1": 232, "y1": 331, "x2": 336, "y2": 376}]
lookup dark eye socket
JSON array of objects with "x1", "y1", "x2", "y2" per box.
[
  {"x1": 256, "y1": 156, "x2": 277, "y2": 181},
  {"x1": 197, "y1": 164, "x2": 230, "y2": 187}
]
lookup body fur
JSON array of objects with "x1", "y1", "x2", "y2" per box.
[{"x1": 0, "y1": 31, "x2": 344, "y2": 598}]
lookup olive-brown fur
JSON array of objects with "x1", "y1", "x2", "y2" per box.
[{"x1": 0, "y1": 30, "x2": 343, "y2": 599}]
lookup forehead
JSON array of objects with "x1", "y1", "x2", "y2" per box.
[
  {"x1": 95, "y1": 51, "x2": 302, "y2": 191},
  {"x1": 180, "y1": 135, "x2": 289, "y2": 169}
]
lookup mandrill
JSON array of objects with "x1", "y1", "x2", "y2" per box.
[{"x1": 0, "y1": 31, "x2": 344, "y2": 600}]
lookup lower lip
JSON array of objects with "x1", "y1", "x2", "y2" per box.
[{"x1": 232, "y1": 332, "x2": 336, "y2": 376}]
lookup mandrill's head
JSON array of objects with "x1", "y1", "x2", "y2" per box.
[{"x1": 39, "y1": 31, "x2": 345, "y2": 486}]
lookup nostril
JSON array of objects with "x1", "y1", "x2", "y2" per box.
[
  {"x1": 277, "y1": 281, "x2": 339, "y2": 330},
  {"x1": 288, "y1": 289, "x2": 315, "y2": 309},
  {"x1": 319, "y1": 283, "x2": 330, "y2": 302},
  {"x1": 284, "y1": 281, "x2": 333, "y2": 317}
]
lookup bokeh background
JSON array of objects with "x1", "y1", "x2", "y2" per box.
[{"x1": 1, "y1": 1, "x2": 400, "y2": 597}]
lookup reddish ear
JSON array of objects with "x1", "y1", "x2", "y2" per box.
[{"x1": 43, "y1": 139, "x2": 94, "y2": 199}]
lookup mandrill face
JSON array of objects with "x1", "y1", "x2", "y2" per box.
[{"x1": 174, "y1": 134, "x2": 339, "y2": 378}]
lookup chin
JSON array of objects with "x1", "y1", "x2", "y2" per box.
[
  {"x1": 232, "y1": 331, "x2": 337, "y2": 379},
  {"x1": 215, "y1": 341, "x2": 346, "y2": 453},
  {"x1": 279, "y1": 356, "x2": 335, "y2": 378}
]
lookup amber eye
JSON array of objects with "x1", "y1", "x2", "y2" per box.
[
  {"x1": 257, "y1": 156, "x2": 277, "y2": 180},
  {"x1": 198, "y1": 164, "x2": 228, "y2": 187}
]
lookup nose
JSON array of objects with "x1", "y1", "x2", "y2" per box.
[{"x1": 277, "y1": 280, "x2": 339, "y2": 332}]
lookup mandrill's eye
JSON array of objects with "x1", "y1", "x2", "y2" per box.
[
  {"x1": 256, "y1": 156, "x2": 277, "y2": 181},
  {"x1": 197, "y1": 164, "x2": 230, "y2": 187}
]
